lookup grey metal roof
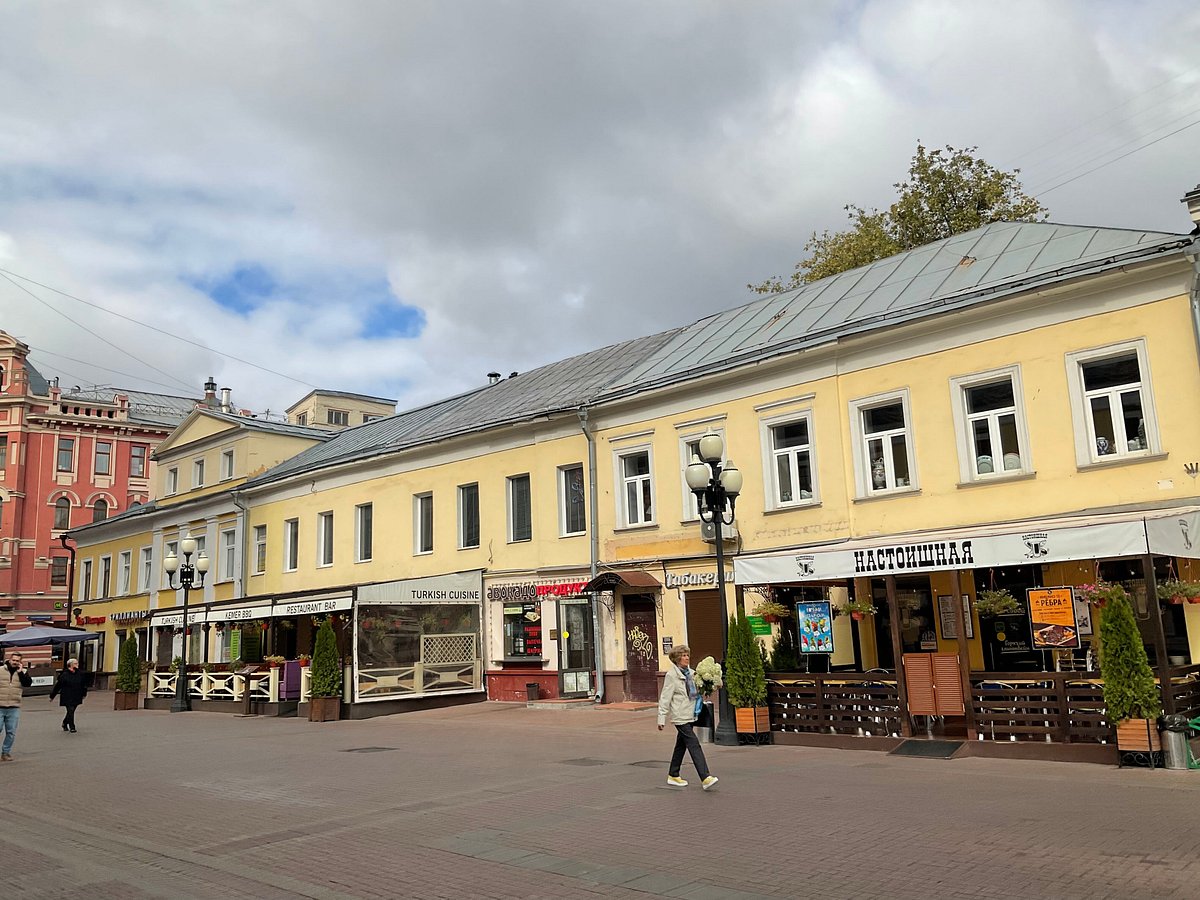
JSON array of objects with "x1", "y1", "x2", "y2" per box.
[
  {"x1": 193, "y1": 408, "x2": 333, "y2": 442},
  {"x1": 62, "y1": 387, "x2": 198, "y2": 427},
  {"x1": 244, "y1": 220, "x2": 1195, "y2": 490},
  {"x1": 23, "y1": 359, "x2": 51, "y2": 395},
  {"x1": 285, "y1": 388, "x2": 398, "y2": 411},
  {"x1": 611, "y1": 221, "x2": 1192, "y2": 393}
]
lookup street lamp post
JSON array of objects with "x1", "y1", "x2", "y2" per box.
[
  {"x1": 686, "y1": 431, "x2": 743, "y2": 747},
  {"x1": 164, "y1": 535, "x2": 209, "y2": 713}
]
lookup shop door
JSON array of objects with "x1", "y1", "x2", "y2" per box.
[
  {"x1": 684, "y1": 590, "x2": 725, "y2": 665},
  {"x1": 624, "y1": 595, "x2": 659, "y2": 701},
  {"x1": 557, "y1": 599, "x2": 595, "y2": 697}
]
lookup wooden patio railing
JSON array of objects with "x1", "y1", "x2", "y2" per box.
[{"x1": 766, "y1": 673, "x2": 902, "y2": 737}]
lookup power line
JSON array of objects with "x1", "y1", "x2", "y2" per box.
[
  {"x1": 26, "y1": 345, "x2": 200, "y2": 395},
  {"x1": 0, "y1": 267, "x2": 318, "y2": 390}
]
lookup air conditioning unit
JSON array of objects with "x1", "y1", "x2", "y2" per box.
[{"x1": 700, "y1": 520, "x2": 738, "y2": 543}]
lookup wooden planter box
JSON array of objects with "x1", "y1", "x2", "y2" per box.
[
  {"x1": 735, "y1": 706, "x2": 770, "y2": 733},
  {"x1": 1116, "y1": 718, "x2": 1161, "y2": 752},
  {"x1": 308, "y1": 696, "x2": 342, "y2": 722},
  {"x1": 113, "y1": 690, "x2": 140, "y2": 711}
]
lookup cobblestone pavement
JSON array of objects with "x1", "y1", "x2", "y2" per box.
[{"x1": 3, "y1": 696, "x2": 1200, "y2": 899}]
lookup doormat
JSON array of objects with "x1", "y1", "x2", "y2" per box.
[{"x1": 889, "y1": 740, "x2": 963, "y2": 759}]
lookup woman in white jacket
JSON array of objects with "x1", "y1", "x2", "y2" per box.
[{"x1": 656, "y1": 645, "x2": 718, "y2": 790}]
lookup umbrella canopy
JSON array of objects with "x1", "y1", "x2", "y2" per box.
[{"x1": 0, "y1": 626, "x2": 101, "y2": 647}]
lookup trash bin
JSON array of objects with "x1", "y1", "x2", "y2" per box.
[
  {"x1": 525, "y1": 682, "x2": 540, "y2": 702},
  {"x1": 694, "y1": 701, "x2": 715, "y2": 744},
  {"x1": 1161, "y1": 715, "x2": 1191, "y2": 770}
]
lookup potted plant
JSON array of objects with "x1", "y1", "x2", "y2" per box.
[
  {"x1": 751, "y1": 599, "x2": 791, "y2": 624},
  {"x1": 167, "y1": 655, "x2": 183, "y2": 673},
  {"x1": 1075, "y1": 581, "x2": 1125, "y2": 608},
  {"x1": 264, "y1": 655, "x2": 286, "y2": 668},
  {"x1": 308, "y1": 617, "x2": 342, "y2": 722},
  {"x1": 1155, "y1": 579, "x2": 1200, "y2": 605},
  {"x1": 297, "y1": 654, "x2": 312, "y2": 668},
  {"x1": 973, "y1": 588, "x2": 1020, "y2": 618},
  {"x1": 726, "y1": 611, "x2": 769, "y2": 737},
  {"x1": 835, "y1": 598, "x2": 877, "y2": 621},
  {"x1": 114, "y1": 636, "x2": 143, "y2": 710},
  {"x1": 1098, "y1": 586, "x2": 1163, "y2": 757}
]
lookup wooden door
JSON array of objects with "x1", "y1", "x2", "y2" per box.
[
  {"x1": 624, "y1": 596, "x2": 660, "y2": 701},
  {"x1": 684, "y1": 590, "x2": 725, "y2": 665}
]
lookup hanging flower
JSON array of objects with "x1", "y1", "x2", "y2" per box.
[
  {"x1": 1074, "y1": 582, "x2": 1127, "y2": 608},
  {"x1": 1156, "y1": 579, "x2": 1200, "y2": 604},
  {"x1": 751, "y1": 600, "x2": 791, "y2": 623},
  {"x1": 974, "y1": 589, "x2": 1020, "y2": 617}
]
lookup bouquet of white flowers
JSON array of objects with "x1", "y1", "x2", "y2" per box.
[{"x1": 693, "y1": 656, "x2": 723, "y2": 696}]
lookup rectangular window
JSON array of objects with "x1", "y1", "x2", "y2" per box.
[
  {"x1": 81, "y1": 559, "x2": 92, "y2": 602},
  {"x1": 94, "y1": 441, "x2": 112, "y2": 476},
  {"x1": 508, "y1": 474, "x2": 532, "y2": 542},
  {"x1": 504, "y1": 602, "x2": 544, "y2": 658},
  {"x1": 616, "y1": 448, "x2": 654, "y2": 526},
  {"x1": 559, "y1": 464, "x2": 586, "y2": 536},
  {"x1": 193, "y1": 458, "x2": 205, "y2": 488},
  {"x1": 0, "y1": 435, "x2": 7, "y2": 470},
  {"x1": 284, "y1": 519, "x2": 299, "y2": 571},
  {"x1": 166, "y1": 467, "x2": 179, "y2": 494},
  {"x1": 253, "y1": 525, "x2": 267, "y2": 574},
  {"x1": 768, "y1": 418, "x2": 815, "y2": 507},
  {"x1": 850, "y1": 392, "x2": 916, "y2": 496},
  {"x1": 415, "y1": 493, "x2": 433, "y2": 554},
  {"x1": 162, "y1": 541, "x2": 177, "y2": 589},
  {"x1": 950, "y1": 368, "x2": 1031, "y2": 481},
  {"x1": 51, "y1": 556, "x2": 68, "y2": 586},
  {"x1": 296, "y1": 412, "x2": 307, "y2": 426},
  {"x1": 1066, "y1": 343, "x2": 1159, "y2": 465},
  {"x1": 99, "y1": 556, "x2": 111, "y2": 599},
  {"x1": 118, "y1": 550, "x2": 131, "y2": 595},
  {"x1": 317, "y1": 511, "x2": 334, "y2": 566},
  {"x1": 356, "y1": 503, "x2": 373, "y2": 562},
  {"x1": 193, "y1": 535, "x2": 206, "y2": 568},
  {"x1": 139, "y1": 547, "x2": 152, "y2": 592},
  {"x1": 458, "y1": 484, "x2": 479, "y2": 549},
  {"x1": 130, "y1": 444, "x2": 147, "y2": 478},
  {"x1": 57, "y1": 437, "x2": 74, "y2": 472},
  {"x1": 221, "y1": 449, "x2": 235, "y2": 480},
  {"x1": 327, "y1": 409, "x2": 349, "y2": 426},
  {"x1": 220, "y1": 529, "x2": 237, "y2": 581}
]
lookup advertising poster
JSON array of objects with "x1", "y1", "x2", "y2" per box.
[
  {"x1": 795, "y1": 600, "x2": 834, "y2": 654},
  {"x1": 1027, "y1": 587, "x2": 1081, "y2": 649}
]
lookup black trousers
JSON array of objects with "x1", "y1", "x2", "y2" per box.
[
  {"x1": 62, "y1": 705, "x2": 78, "y2": 730},
  {"x1": 669, "y1": 723, "x2": 710, "y2": 779}
]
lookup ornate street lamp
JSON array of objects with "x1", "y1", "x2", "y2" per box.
[
  {"x1": 686, "y1": 431, "x2": 743, "y2": 746},
  {"x1": 164, "y1": 535, "x2": 209, "y2": 713}
]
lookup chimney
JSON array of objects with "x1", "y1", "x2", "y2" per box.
[
  {"x1": 220, "y1": 387, "x2": 232, "y2": 413},
  {"x1": 1183, "y1": 183, "x2": 1200, "y2": 229},
  {"x1": 203, "y1": 376, "x2": 217, "y2": 408},
  {"x1": 487, "y1": 371, "x2": 501, "y2": 385}
]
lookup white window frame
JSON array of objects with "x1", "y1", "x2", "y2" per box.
[
  {"x1": 327, "y1": 408, "x2": 349, "y2": 426},
  {"x1": 81, "y1": 559, "x2": 92, "y2": 602},
  {"x1": 94, "y1": 440, "x2": 112, "y2": 476},
  {"x1": 99, "y1": 555, "x2": 112, "y2": 599},
  {"x1": 414, "y1": 492, "x2": 434, "y2": 555},
  {"x1": 756, "y1": 414, "x2": 819, "y2": 511},
  {"x1": 848, "y1": 389, "x2": 918, "y2": 498},
  {"x1": 283, "y1": 519, "x2": 299, "y2": 572},
  {"x1": 317, "y1": 511, "x2": 334, "y2": 567},
  {"x1": 162, "y1": 540, "x2": 178, "y2": 589},
  {"x1": 117, "y1": 550, "x2": 132, "y2": 595},
  {"x1": 193, "y1": 458, "x2": 205, "y2": 488},
  {"x1": 220, "y1": 449, "x2": 235, "y2": 481},
  {"x1": 949, "y1": 365, "x2": 1033, "y2": 483},
  {"x1": 507, "y1": 473, "x2": 532, "y2": 543},
  {"x1": 57, "y1": 437, "x2": 76, "y2": 473},
  {"x1": 220, "y1": 528, "x2": 237, "y2": 582},
  {"x1": 165, "y1": 467, "x2": 179, "y2": 495},
  {"x1": 139, "y1": 547, "x2": 152, "y2": 593},
  {"x1": 253, "y1": 525, "x2": 267, "y2": 575},
  {"x1": 130, "y1": 444, "x2": 147, "y2": 478},
  {"x1": 558, "y1": 464, "x2": 587, "y2": 537},
  {"x1": 1065, "y1": 339, "x2": 1161, "y2": 468},
  {"x1": 613, "y1": 445, "x2": 656, "y2": 528},
  {"x1": 458, "y1": 483, "x2": 480, "y2": 550},
  {"x1": 678, "y1": 429, "x2": 729, "y2": 521},
  {"x1": 355, "y1": 503, "x2": 373, "y2": 563}
]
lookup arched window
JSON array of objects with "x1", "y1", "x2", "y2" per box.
[
  {"x1": 54, "y1": 497, "x2": 71, "y2": 530},
  {"x1": 92, "y1": 498, "x2": 109, "y2": 522}
]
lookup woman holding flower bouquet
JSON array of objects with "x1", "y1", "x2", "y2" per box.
[{"x1": 656, "y1": 645, "x2": 719, "y2": 791}]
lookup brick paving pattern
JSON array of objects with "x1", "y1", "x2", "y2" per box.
[{"x1": 2, "y1": 697, "x2": 1199, "y2": 899}]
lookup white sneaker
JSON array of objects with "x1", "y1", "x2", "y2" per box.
[
  {"x1": 701, "y1": 776, "x2": 719, "y2": 791},
  {"x1": 666, "y1": 775, "x2": 688, "y2": 788}
]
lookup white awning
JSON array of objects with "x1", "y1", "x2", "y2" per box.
[
  {"x1": 206, "y1": 603, "x2": 273, "y2": 623},
  {"x1": 735, "y1": 505, "x2": 1200, "y2": 586}
]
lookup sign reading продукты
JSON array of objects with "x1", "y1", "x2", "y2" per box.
[
  {"x1": 796, "y1": 600, "x2": 834, "y2": 654},
  {"x1": 1027, "y1": 586, "x2": 1081, "y2": 650}
]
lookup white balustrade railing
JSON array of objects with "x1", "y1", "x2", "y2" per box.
[{"x1": 148, "y1": 667, "x2": 280, "y2": 703}]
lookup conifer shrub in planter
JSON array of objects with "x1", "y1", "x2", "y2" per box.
[
  {"x1": 114, "y1": 635, "x2": 143, "y2": 710},
  {"x1": 726, "y1": 611, "x2": 769, "y2": 737},
  {"x1": 1098, "y1": 587, "x2": 1162, "y2": 755},
  {"x1": 308, "y1": 617, "x2": 343, "y2": 722}
]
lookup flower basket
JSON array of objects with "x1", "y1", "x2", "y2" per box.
[
  {"x1": 751, "y1": 599, "x2": 791, "y2": 624},
  {"x1": 1155, "y1": 580, "x2": 1200, "y2": 605},
  {"x1": 834, "y1": 598, "x2": 876, "y2": 619},
  {"x1": 973, "y1": 588, "x2": 1020, "y2": 617},
  {"x1": 1074, "y1": 582, "x2": 1126, "y2": 608}
]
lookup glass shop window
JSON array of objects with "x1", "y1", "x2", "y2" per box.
[{"x1": 503, "y1": 602, "x2": 543, "y2": 658}]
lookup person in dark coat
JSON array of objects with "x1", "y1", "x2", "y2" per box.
[{"x1": 49, "y1": 658, "x2": 88, "y2": 733}]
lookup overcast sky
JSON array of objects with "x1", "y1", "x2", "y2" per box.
[{"x1": 1, "y1": 0, "x2": 1197, "y2": 417}]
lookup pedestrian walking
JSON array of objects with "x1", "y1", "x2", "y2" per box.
[
  {"x1": 49, "y1": 657, "x2": 88, "y2": 733},
  {"x1": 1, "y1": 651, "x2": 33, "y2": 761},
  {"x1": 656, "y1": 644, "x2": 718, "y2": 790}
]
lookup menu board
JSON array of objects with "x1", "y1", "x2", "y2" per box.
[
  {"x1": 1028, "y1": 587, "x2": 1081, "y2": 649},
  {"x1": 937, "y1": 594, "x2": 974, "y2": 640},
  {"x1": 795, "y1": 600, "x2": 834, "y2": 654}
]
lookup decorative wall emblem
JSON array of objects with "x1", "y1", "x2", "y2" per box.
[
  {"x1": 1021, "y1": 532, "x2": 1049, "y2": 558},
  {"x1": 794, "y1": 555, "x2": 816, "y2": 577}
]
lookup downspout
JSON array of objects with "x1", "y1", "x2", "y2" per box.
[
  {"x1": 1185, "y1": 239, "x2": 1200, "y2": 364},
  {"x1": 232, "y1": 490, "x2": 249, "y2": 601},
  {"x1": 579, "y1": 406, "x2": 604, "y2": 703},
  {"x1": 60, "y1": 532, "x2": 76, "y2": 647}
]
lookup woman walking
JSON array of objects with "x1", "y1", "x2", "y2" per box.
[
  {"x1": 49, "y1": 658, "x2": 88, "y2": 733},
  {"x1": 656, "y1": 645, "x2": 718, "y2": 790}
]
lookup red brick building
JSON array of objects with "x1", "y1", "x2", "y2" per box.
[{"x1": 0, "y1": 330, "x2": 194, "y2": 663}]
